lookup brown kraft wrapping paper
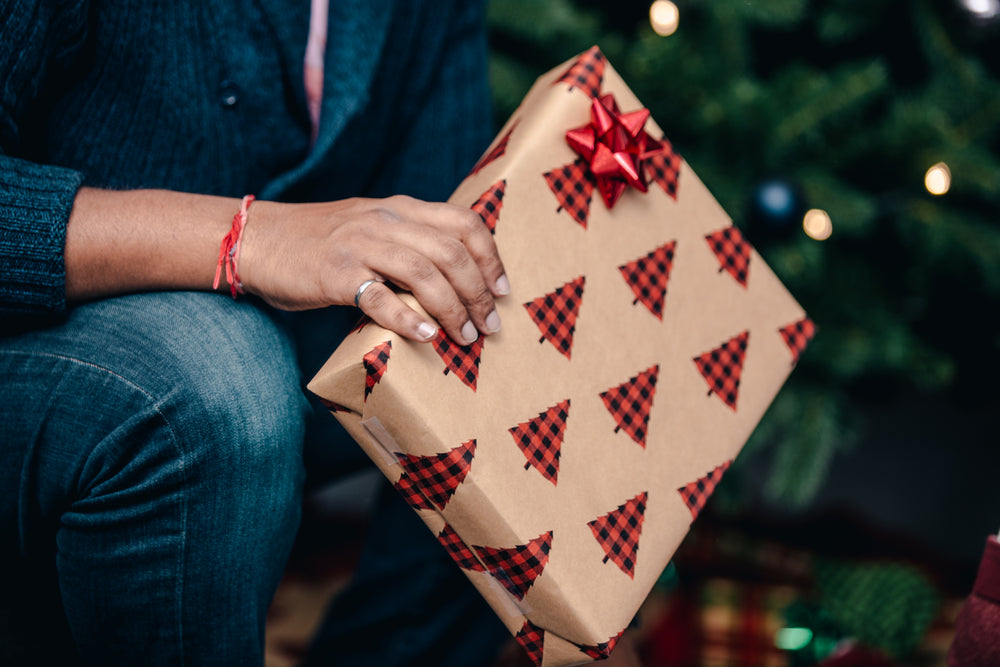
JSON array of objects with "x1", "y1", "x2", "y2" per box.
[{"x1": 307, "y1": 47, "x2": 815, "y2": 667}]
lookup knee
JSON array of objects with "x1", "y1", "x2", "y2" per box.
[
  {"x1": 148, "y1": 296, "x2": 308, "y2": 514},
  {"x1": 174, "y1": 373, "x2": 306, "y2": 520},
  {"x1": 3, "y1": 291, "x2": 308, "y2": 553},
  {"x1": 70, "y1": 293, "x2": 312, "y2": 521}
]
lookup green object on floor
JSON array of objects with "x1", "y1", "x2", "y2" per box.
[
  {"x1": 815, "y1": 558, "x2": 939, "y2": 658},
  {"x1": 781, "y1": 599, "x2": 844, "y2": 666}
]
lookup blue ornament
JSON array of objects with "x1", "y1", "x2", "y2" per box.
[{"x1": 755, "y1": 180, "x2": 798, "y2": 224}]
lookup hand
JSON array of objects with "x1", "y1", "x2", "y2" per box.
[{"x1": 239, "y1": 195, "x2": 510, "y2": 344}]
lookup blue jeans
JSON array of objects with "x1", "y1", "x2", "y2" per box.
[
  {"x1": 0, "y1": 292, "x2": 307, "y2": 664},
  {"x1": 0, "y1": 292, "x2": 508, "y2": 665}
]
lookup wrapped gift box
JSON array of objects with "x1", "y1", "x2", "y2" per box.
[{"x1": 308, "y1": 47, "x2": 814, "y2": 667}]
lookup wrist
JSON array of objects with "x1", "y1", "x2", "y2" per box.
[
  {"x1": 235, "y1": 198, "x2": 281, "y2": 299},
  {"x1": 212, "y1": 194, "x2": 256, "y2": 298}
]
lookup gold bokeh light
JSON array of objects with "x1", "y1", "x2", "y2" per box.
[
  {"x1": 650, "y1": 1, "x2": 679, "y2": 36},
  {"x1": 803, "y1": 209, "x2": 833, "y2": 241},
  {"x1": 924, "y1": 162, "x2": 951, "y2": 195}
]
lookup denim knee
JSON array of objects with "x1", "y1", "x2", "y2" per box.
[
  {"x1": 92, "y1": 292, "x2": 310, "y2": 537},
  {"x1": 1, "y1": 292, "x2": 308, "y2": 661}
]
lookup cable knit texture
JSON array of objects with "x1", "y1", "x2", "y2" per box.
[{"x1": 0, "y1": 0, "x2": 491, "y2": 320}]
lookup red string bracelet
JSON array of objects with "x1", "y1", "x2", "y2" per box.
[{"x1": 213, "y1": 194, "x2": 255, "y2": 298}]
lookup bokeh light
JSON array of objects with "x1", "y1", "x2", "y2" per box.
[
  {"x1": 960, "y1": 0, "x2": 1000, "y2": 19},
  {"x1": 924, "y1": 162, "x2": 951, "y2": 195},
  {"x1": 649, "y1": 1, "x2": 679, "y2": 36},
  {"x1": 803, "y1": 209, "x2": 833, "y2": 241}
]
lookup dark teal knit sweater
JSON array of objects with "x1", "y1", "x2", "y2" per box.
[{"x1": 0, "y1": 0, "x2": 491, "y2": 321}]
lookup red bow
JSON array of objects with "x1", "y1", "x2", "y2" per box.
[{"x1": 566, "y1": 93, "x2": 668, "y2": 208}]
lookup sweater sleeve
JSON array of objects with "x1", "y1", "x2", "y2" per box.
[{"x1": 1, "y1": 0, "x2": 88, "y2": 319}]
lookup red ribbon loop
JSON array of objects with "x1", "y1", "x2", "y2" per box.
[{"x1": 566, "y1": 93, "x2": 668, "y2": 208}]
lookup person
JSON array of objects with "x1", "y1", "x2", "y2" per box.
[{"x1": 0, "y1": 0, "x2": 516, "y2": 664}]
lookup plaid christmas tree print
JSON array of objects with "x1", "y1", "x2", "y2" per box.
[
  {"x1": 432, "y1": 329, "x2": 484, "y2": 391},
  {"x1": 645, "y1": 136, "x2": 682, "y2": 200},
  {"x1": 619, "y1": 242, "x2": 676, "y2": 320},
  {"x1": 678, "y1": 460, "x2": 732, "y2": 520},
  {"x1": 588, "y1": 492, "x2": 648, "y2": 578},
  {"x1": 778, "y1": 317, "x2": 816, "y2": 364},
  {"x1": 363, "y1": 341, "x2": 391, "y2": 401},
  {"x1": 545, "y1": 159, "x2": 596, "y2": 229},
  {"x1": 706, "y1": 226, "x2": 752, "y2": 287},
  {"x1": 515, "y1": 620, "x2": 546, "y2": 667},
  {"x1": 469, "y1": 121, "x2": 518, "y2": 176},
  {"x1": 436, "y1": 523, "x2": 485, "y2": 572},
  {"x1": 509, "y1": 399, "x2": 571, "y2": 485},
  {"x1": 471, "y1": 179, "x2": 507, "y2": 235},
  {"x1": 693, "y1": 331, "x2": 749, "y2": 411},
  {"x1": 554, "y1": 45, "x2": 606, "y2": 99},
  {"x1": 392, "y1": 439, "x2": 476, "y2": 511},
  {"x1": 575, "y1": 630, "x2": 625, "y2": 660},
  {"x1": 524, "y1": 276, "x2": 586, "y2": 359},
  {"x1": 599, "y1": 365, "x2": 660, "y2": 447},
  {"x1": 473, "y1": 530, "x2": 554, "y2": 601}
]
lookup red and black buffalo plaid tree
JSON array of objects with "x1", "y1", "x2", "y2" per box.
[
  {"x1": 362, "y1": 341, "x2": 391, "y2": 400},
  {"x1": 693, "y1": 331, "x2": 749, "y2": 411},
  {"x1": 599, "y1": 365, "x2": 660, "y2": 447},
  {"x1": 515, "y1": 620, "x2": 546, "y2": 667},
  {"x1": 432, "y1": 330, "x2": 485, "y2": 391},
  {"x1": 619, "y1": 242, "x2": 676, "y2": 320},
  {"x1": 524, "y1": 276, "x2": 586, "y2": 359},
  {"x1": 645, "y1": 136, "x2": 682, "y2": 199},
  {"x1": 509, "y1": 399, "x2": 572, "y2": 485},
  {"x1": 545, "y1": 159, "x2": 596, "y2": 228},
  {"x1": 575, "y1": 630, "x2": 625, "y2": 660},
  {"x1": 470, "y1": 121, "x2": 518, "y2": 176},
  {"x1": 471, "y1": 179, "x2": 507, "y2": 235},
  {"x1": 678, "y1": 461, "x2": 732, "y2": 520},
  {"x1": 554, "y1": 45, "x2": 605, "y2": 99},
  {"x1": 706, "y1": 225, "x2": 752, "y2": 288},
  {"x1": 779, "y1": 317, "x2": 816, "y2": 365},
  {"x1": 436, "y1": 523, "x2": 486, "y2": 572},
  {"x1": 393, "y1": 439, "x2": 477, "y2": 511},
  {"x1": 473, "y1": 531, "x2": 554, "y2": 601},
  {"x1": 588, "y1": 491, "x2": 648, "y2": 579}
]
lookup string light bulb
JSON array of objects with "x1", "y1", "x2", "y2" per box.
[
  {"x1": 650, "y1": 1, "x2": 680, "y2": 36},
  {"x1": 924, "y1": 162, "x2": 951, "y2": 195},
  {"x1": 803, "y1": 209, "x2": 833, "y2": 241},
  {"x1": 960, "y1": 0, "x2": 1000, "y2": 20}
]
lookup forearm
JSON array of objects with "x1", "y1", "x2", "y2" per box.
[
  {"x1": 63, "y1": 188, "x2": 509, "y2": 345},
  {"x1": 64, "y1": 187, "x2": 241, "y2": 301}
]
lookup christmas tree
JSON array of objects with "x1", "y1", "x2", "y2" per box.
[{"x1": 487, "y1": 0, "x2": 1000, "y2": 507}]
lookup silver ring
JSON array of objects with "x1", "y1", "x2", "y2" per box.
[{"x1": 354, "y1": 279, "x2": 382, "y2": 308}]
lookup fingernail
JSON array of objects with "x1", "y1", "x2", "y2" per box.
[
  {"x1": 417, "y1": 322, "x2": 437, "y2": 341},
  {"x1": 485, "y1": 310, "x2": 501, "y2": 333},
  {"x1": 495, "y1": 274, "x2": 511, "y2": 296},
  {"x1": 461, "y1": 321, "x2": 478, "y2": 344}
]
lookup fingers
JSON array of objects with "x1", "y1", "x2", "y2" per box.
[
  {"x1": 359, "y1": 245, "x2": 486, "y2": 344},
  {"x1": 385, "y1": 196, "x2": 510, "y2": 298},
  {"x1": 354, "y1": 279, "x2": 440, "y2": 343},
  {"x1": 355, "y1": 197, "x2": 510, "y2": 344},
  {"x1": 365, "y1": 237, "x2": 499, "y2": 343},
  {"x1": 243, "y1": 195, "x2": 511, "y2": 345}
]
